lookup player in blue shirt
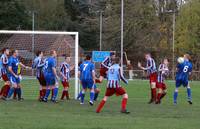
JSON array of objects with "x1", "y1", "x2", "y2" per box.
[
  {"x1": 6, "y1": 49, "x2": 31, "y2": 100},
  {"x1": 174, "y1": 54, "x2": 193, "y2": 105},
  {"x1": 78, "y1": 55, "x2": 96, "y2": 105},
  {"x1": 43, "y1": 50, "x2": 59, "y2": 103}
]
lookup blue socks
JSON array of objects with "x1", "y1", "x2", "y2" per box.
[
  {"x1": 16, "y1": 88, "x2": 21, "y2": 99},
  {"x1": 173, "y1": 91, "x2": 178, "y2": 104},
  {"x1": 77, "y1": 91, "x2": 82, "y2": 99},
  {"x1": 80, "y1": 91, "x2": 85, "y2": 103},
  {"x1": 8, "y1": 87, "x2": 14, "y2": 98},
  {"x1": 44, "y1": 89, "x2": 50, "y2": 100},
  {"x1": 52, "y1": 88, "x2": 58, "y2": 101},
  {"x1": 187, "y1": 87, "x2": 192, "y2": 101},
  {"x1": 90, "y1": 91, "x2": 95, "y2": 102}
]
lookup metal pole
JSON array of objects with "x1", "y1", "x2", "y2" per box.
[
  {"x1": 121, "y1": 0, "x2": 124, "y2": 70},
  {"x1": 172, "y1": 12, "x2": 175, "y2": 80},
  {"x1": 100, "y1": 11, "x2": 103, "y2": 51},
  {"x1": 32, "y1": 11, "x2": 35, "y2": 76}
]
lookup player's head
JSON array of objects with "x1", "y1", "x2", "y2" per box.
[
  {"x1": 110, "y1": 51, "x2": 116, "y2": 59},
  {"x1": 112, "y1": 57, "x2": 120, "y2": 64},
  {"x1": 50, "y1": 50, "x2": 57, "y2": 57},
  {"x1": 65, "y1": 56, "x2": 71, "y2": 63},
  {"x1": 11, "y1": 49, "x2": 18, "y2": 57},
  {"x1": 163, "y1": 58, "x2": 169, "y2": 65},
  {"x1": 145, "y1": 53, "x2": 151, "y2": 60},
  {"x1": 2, "y1": 48, "x2": 9, "y2": 55},
  {"x1": 184, "y1": 54, "x2": 191, "y2": 61},
  {"x1": 85, "y1": 54, "x2": 91, "y2": 61},
  {"x1": 36, "y1": 51, "x2": 43, "y2": 57}
]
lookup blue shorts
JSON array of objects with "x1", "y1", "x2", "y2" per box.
[
  {"x1": 44, "y1": 73, "x2": 56, "y2": 86},
  {"x1": 9, "y1": 75, "x2": 20, "y2": 85},
  {"x1": 176, "y1": 79, "x2": 188, "y2": 87},
  {"x1": 81, "y1": 79, "x2": 94, "y2": 89}
]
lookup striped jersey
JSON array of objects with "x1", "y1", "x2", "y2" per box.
[
  {"x1": 157, "y1": 63, "x2": 169, "y2": 83},
  {"x1": 0, "y1": 54, "x2": 8, "y2": 69},
  {"x1": 146, "y1": 57, "x2": 157, "y2": 75},
  {"x1": 32, "y1": 56, "x2": 45, "y2": 77},
  {"x1": 101, "y1": 56, "x2": 112, "y2": 69},
  {"x1": 60, "y1": 62, "x2": 70, "y2": 81},
  {"x1": 107, "y1": 64, "x2": 128, "y2": 88},
  {"x1": 79, "y1": 61, "x2": 95, "y2": 80}
]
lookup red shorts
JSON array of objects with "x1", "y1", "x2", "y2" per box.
[
  {"x1": 2, "y1": 73, "x2": 9, "y2": 82},
  {"x1": 149, "y1": 73, "x2": 157, "y2": 83},
  {"x1": 37, "y1": 73, "x2": 46, "y2": 86},
  {"x1": 156, "y1": 82, "x2": 167, "y2": 90},
  {"x1": 62, "y1": 80, "x2": 69, "y2": 88},
  {"x1": 105, "y1": 87, "x2": 126, "y2": 96},
  {"x1": 100, "y1": 67, "x2": 108, "y2": 77}
]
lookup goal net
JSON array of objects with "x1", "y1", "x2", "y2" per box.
[{"x1": 0, "y1": 30, "x2": 80, "y2": 100}]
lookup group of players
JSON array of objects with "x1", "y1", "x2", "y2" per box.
[
  {"x1": 138, "y1": 53, "x2": 193, "y2": 105},
  {"x1": 0, "y1": 47, "x2": 193, "y2": 114}
]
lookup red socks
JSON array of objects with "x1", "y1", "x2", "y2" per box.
[
  {"x1": 156, "y1": 93, "x2": 162, "y2": 102},
  {"x1": 61, "y1": 90, "x2": 69, "y2": 100},
  {"x1": 96, "y1": 100, "x2": 106, "y2": 113},
  {"x1": 151, "y1": 88, "x2": 157, "y2": 101},
  {"x1": 121, "y1": 98, "x2": 128, "y2": 111}
]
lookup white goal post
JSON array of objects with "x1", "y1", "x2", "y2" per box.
[{"x1": 0, "y1": 30, "x2": 80, "y2": 99}]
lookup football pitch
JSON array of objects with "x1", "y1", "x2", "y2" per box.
[{"x1": 0, "y1": 79, "x2": 200, "y2": 129}]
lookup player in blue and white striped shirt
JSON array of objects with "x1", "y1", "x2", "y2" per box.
[
  {"x1": 60, "y1": 56, "x2": 74, "y2": 100},
  {"x1": 156, "y1": 58, "x2": 169, "y2": 104},
  {"x1": 96, "y1": 57, "x2": 129, "y2": 114}
]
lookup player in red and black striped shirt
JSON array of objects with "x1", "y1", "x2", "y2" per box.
[
  {"x1": 95, "y1": 51, "x2": 116, "y2": 83},
  {"x1": 138, "y1": 53, "x2": 157, "y2": 104},
  {"x1": 156, "y1": 58, "x2": 169, "y2": 104},
  {"x1": 60, "y1": 56, "x2": 74, "y2": 100}
]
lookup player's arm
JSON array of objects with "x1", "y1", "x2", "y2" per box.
[
  {"x1": 138, "y1": 60, "x2": 152, "y2": 71},
  {"x1": 37, "y1": 59, "x2": 45, "y2": 68},
  {"x1": 70, "y1": 65, "x2": 75, "y2": 71},
  {"x1": 20, "y1": 62, "x2": 32, "y2": 69},
  {"x1": 8, "y1": 66, "x2": 18, "y2": 78},
  {"x1": 60, "y1": 64, "x2": 67, "y2": 80},
  {"x1": 2, "y1": 56, "x2": 7, "y2": 65},
  {"x1": 91, "y1": 64, "x2": 96, "y2": 83},
  {"x1": 52, "y1": 67, "x2": 59, "y2": 80},
  {"x1": 119, "y1": 67, "x2": 128, "y2": 84},
  {"x1": 101, "y1": 57, "x2": 110, "y2": 69}
]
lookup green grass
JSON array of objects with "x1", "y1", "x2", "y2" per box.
[{"x1": 0, "y1": 79, "x2": 200, "y2": 129}]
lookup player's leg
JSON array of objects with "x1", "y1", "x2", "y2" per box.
[
  {"x1": 6, "y1": 77, "x2": 18, "y2": 100},
  {"x1": 61, "y1": 81, "x2": 69, "y2": 100},
  {"x1": 115, "y1": 87, "x2": 130, "y2": 114},
  {"x1": 51, "y1": 80, "x2": 59, "y2": 102},
  {"x1": 96, "y1": 88, "x2": 115, "y2": 113},
  {"x1": 156, "y1": 88, "x2": 162, "y2": 104},
  {"x1": 96, "y1": 96, "x2": 108, "y2": 113},
  {"x1": 43, "y1": 86, "x2": 51, "y2": 102},
  {"x1": 149, "y1": 73, "x2": 157, "y2": 104},
  {"x1": 174, "y1": 80, "x2": 181, "y2": 104},
  {"x1": 88, "y1": 80, "x2": 96, "y2": 105},
  {"x1": 80, "y1": 88, "x2": 86, "y2": 104},
  {"x1": 185, "y1": 81, "x2": 192, "y2": 104},
  {"x1": 80, "y1": 80, "x2": 87, "y2": 104},
  {"x1": 95, "y1": 68, "x2": 107, "y2": 83},
  {"x1": 94, "y1": 86, "x2": 100, "y2": 101},
  {"x1": 2, "y1": 81, "x2": 10, "y2": 97}
]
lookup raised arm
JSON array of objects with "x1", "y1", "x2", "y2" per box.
[
  {"x1": 119, "y1": 67, "x2": 128, "y2": 84},
  {"x1": 101, "y1": 57, "x2": 110, "y2": 69}
]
